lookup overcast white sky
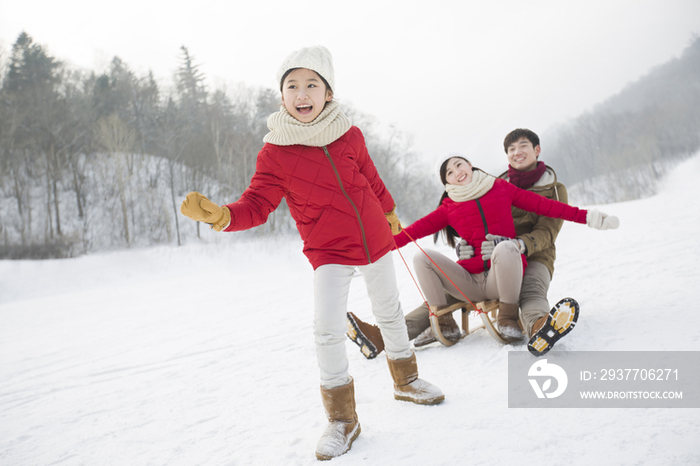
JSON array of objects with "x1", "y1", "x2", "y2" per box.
[{"x1": 2, "y1": 0, "x2": 699, "y2": 173}]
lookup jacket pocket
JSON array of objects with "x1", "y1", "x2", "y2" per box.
[{"x1": 303, "y1": 208, "x2": 331, "y2": 246}]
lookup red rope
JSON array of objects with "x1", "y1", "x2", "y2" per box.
[
  {"x1": 397, "y1": 229, "x2": 484, "y2": 316},
  {"x1": 394, "y1": 244, "x2": 429, "y2": 306}
]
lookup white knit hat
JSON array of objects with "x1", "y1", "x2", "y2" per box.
[{"x1": 276, "y1": 45, "x2": 335, "y2": 92}]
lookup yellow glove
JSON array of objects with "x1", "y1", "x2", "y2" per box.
[
  {"x1": 385, "y1": 205, "x2": 402, "y2": 235},
  {"x1": 180, "y1": 192, "x2": 231, "y2": 232}
]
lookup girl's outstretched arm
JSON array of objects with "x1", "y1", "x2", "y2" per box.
[{"x1": 225, "y1": 149, "x2": 286, "y2": 232}]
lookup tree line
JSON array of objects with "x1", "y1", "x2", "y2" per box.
[
  {"x1": 6, "y1": 31, "x2": 695, "y2": 258},
  {"x1": 0, "y1": 32, "x2": 437, "y2": 259},
  {"x1": 545, "y1": 35, "x2": 700, "y2": 205}
]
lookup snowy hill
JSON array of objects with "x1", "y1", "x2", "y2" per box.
[{"x1": 2, "y1": 154, "x2": 700, "y2": 466}]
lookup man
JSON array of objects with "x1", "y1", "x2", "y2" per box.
[
  {"x1": 346, "y1": 128, "x2": 578, "y2": 357},
  {"x1": 491, "y1": 128, "x2": 578, "y2": 354}
]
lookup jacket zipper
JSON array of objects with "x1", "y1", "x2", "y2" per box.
[
  {"x1": 322, "y1": 146, "x2": 372, "y2": 264},
  {"x1": 476, "y1": 199, "x2": 489, "y2": 276}
]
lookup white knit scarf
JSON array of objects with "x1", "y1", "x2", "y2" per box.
[
  {"x1": 445, "y1": 169, "x2": 496, "y2": 202},
  {"x1": 263, "y1": 100, "x2": 352, "y2": 147}
]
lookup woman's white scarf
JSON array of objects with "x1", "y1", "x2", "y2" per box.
[
  {"x1": 263, "y1": 100, "x2": 352, "y2": 147},
  {"x1": 445, "y1": 169, "x2": 496, "y2": 202}
]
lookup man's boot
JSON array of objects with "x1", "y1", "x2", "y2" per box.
[
  {"x1": 316, "y1": 379, "x2": 361, "y2": 461},
  {"x1": 346, "y1": 312, "x2": 385, "y2": 359},
  {"x1": 387, "y1": 352, "x2": 445, "y2": 405},
  {"x1": 414, "y1": 311, "x2": 461, "y2": 347},
  {"x1": 497, "y1": 302, "x2": 524, "y2": 343},
  {"x1": 527, "y1": 298, "x2": 580, "y2": 356}
]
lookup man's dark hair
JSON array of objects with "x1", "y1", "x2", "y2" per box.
[{"x1": 503, "y1": 128, "x2": 540, "y2": 153}]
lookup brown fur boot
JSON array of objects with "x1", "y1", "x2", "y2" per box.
[
  {"x1": 346, "y1": 312, "x2": 385, "y2": 359},
  {"x1": 387, "y1": 352, "x2": 445, "y2": 405},
  {"x1": 497, "y1": 302, "x2": 524, "y2": 343},
  {"x1": 316, "y1": 379, "x2": 361, "y2": 461}
]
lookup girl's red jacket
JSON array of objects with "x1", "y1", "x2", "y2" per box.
[
  {"x1": 394, "y1": 178, "x2": 588, "y2": 274},
  {"x1": 224, "y1": 126, "x2": 395, "y2": 270}
]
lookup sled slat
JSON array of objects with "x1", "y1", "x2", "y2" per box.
[{"x1": 430, "y1": 300, "x2": 521, "y2": 346}]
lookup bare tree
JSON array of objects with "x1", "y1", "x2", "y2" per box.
[{"x1": 96, "y1": 114, "x2": 136, "y2": 245}]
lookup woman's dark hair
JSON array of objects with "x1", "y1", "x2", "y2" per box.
[
  {"x1": 433, "y1": 156, "x2": 471, "y2": 248},
  {"x1": 439, "y1": 155, "x2": 470, "y2": 186}
]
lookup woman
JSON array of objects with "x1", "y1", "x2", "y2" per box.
[{"x1": 392, "y1": 156, "x2": 619, "y2": 340}]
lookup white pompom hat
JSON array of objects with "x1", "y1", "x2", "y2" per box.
[{"x1": 276, "y1": 45, "x2": 335, "y2": 93}]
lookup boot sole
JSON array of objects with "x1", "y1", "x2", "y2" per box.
[
  {"x1": 413, "y1": 329, "x2": 461, "y2": 348},
  {"x1": 394, "y1": 393, "x2": 445, "y2": 405},
  {"x1": 413, "y1": 336, "x2": 437, "y2": 348},
  {"x1": 316, "y1": 424, "x2": 361, "y2": 461},
  {"x1": 498, "y1": 332, "x2": 525, "y2": 345},
  {"x1": 527, "y1": 298, "x2": 580, "y2": 356},
  {"x1": 346, "y1": 313, "x2": 378, "y2": 360}
]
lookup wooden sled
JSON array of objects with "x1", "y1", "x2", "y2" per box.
[{"x1": 428, "y1": 300, "x2": 525, "y2": 346}]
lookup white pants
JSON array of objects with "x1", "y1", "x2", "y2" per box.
[{"x1": 313, "y1": 253, "x2": 412, "y2": 388}]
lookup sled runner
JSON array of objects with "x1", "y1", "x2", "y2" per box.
[
  {"x1": 429, "y1": 298, "x2": 580, "y2": 349},
  {"x1": 429, "y1": 300, "x2": 525, "y2": 346}
]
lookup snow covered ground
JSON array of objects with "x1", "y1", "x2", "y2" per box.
[{"x1": 2, "y1": 155, "x2": 700, "y2": 466}]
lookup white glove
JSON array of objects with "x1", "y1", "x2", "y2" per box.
[
  {"x1": 481, "y1": 234, "x2": 526, "y2": 261},
  {"x1": 586, "y1": 209, "x2": 620, "y2": 230},
  {"x1": 455, "y1": 239, "x2": 474, "y2": 260}
]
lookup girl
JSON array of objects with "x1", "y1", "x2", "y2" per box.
[
  {"x1": 180, "y1": 46, "x2": 443, "y2": 461},
  {"x1": 392, "y1": 156, "x2": 619, "y2": 341}
]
